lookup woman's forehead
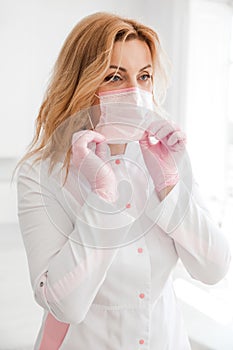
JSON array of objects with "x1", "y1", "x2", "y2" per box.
[{"x1": 109, "y1": 39, "x2": 152, "y2": 71}]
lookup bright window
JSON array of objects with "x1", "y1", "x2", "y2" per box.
[
  {"x1": 185, "y1": 0, "x2": 232, "y2": 206},
  {"x1": 174, "y1": 0, "x2": 233, "y2": 330}
]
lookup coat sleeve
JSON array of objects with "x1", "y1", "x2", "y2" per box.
[
  {"x1": 17, "y1": 159, "x2": 135, "y2": 325},
  {"x1": 145, "y1": 179, "x2": 231, "y2": 285}
]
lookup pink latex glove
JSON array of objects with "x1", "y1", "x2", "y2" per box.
[
  {"x1": 139, "y1": 119, "x2": 186, "y2": 194},
  {"x1": 71, "y1": 130, "x2": 118, "y2": 203}
]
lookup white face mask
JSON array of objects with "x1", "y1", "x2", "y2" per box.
[{"x1": 89, "y1": 87, "x2": 155, "y2": 144}]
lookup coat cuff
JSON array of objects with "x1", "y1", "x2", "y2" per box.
[{"x1": 145, "y1": 180, "x2": 192, "y2": 235}]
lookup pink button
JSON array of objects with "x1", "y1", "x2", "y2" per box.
[
  {"x1": 139, "y1": 293, "x2": 145, "y2": 299},
  {"x1": 139, "y1": 339, "x2": 145, "y2": 345},
  {"x1": 115, "y1": 159, "x2": 121, "y2": 165},
  {"x1": 137, "y1": 248, "x2": 143, "y2": 254},
  {"x1": 126, "y1": 203, "x2": 131, "y2": 208}
]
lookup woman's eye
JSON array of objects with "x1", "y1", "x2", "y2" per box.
[
  {"x1": 140, "y1": 74, "x2": 152, "y2": 81},
  {"x1": 104, "y1": 74, "x2": 122, "y2": 82}
]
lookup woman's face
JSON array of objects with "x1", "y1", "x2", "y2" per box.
[
  {"x1": 90, "y1": 38, "x2": 153, "y2": 128},
  {"x1": 98, "y1": 38, "x2": 153, "y2": 94}
]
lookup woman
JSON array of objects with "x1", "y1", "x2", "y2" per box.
[{"x1": 17, "y1": 12, "x2": 231, "y2": 349}]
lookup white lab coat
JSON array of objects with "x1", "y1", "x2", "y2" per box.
[{"x1": 17, "y1": 141, "x2": 231, "y2": 350}]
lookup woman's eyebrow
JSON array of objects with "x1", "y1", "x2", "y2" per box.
[
  {"x1": 109, "y1": 65, "x2": 127, "y2": 72},
  {"x1": 109, "y1": 64, "x2": 152, "y2": 73},
  {"x1": 139, "y1": 64, "x2": 152, "y2": 72}
]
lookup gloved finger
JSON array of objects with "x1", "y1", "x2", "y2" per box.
[
  {"x1": 167, "y1": 131, "x2": 186, "y2": 149},
  {"x1": 154, "y1": 122, "x2": 179, "y2": 141},
  {"x1": 146, "y1": 119, "x2": 176, "y2": 139},
  {"x1": 139, "y1": 130, "x2": 150, "y2": 147},
  {"x1": 95, "y1": 141, "x2": 108, "y2": 160},
  {"x1": 72, "y1": 130, "x2": 88, "y2": 144},
  {"x1": 71, "y1": 130, "x2": 105, "y2": 164},
  {"x1": 72, "y1": 130, "x2": 105, "y2": 148},
  {"x1": 146, "y1": 119, "x2": 165, "y2": 136}
]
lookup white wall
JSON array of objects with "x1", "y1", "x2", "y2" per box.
[{"x1": 146, "y1": 0, "x2": 190, "y2": 125}]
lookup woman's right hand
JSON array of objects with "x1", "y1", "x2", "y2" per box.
[{"x1": 71, "y1": 130, "x2": 118, "y2": 203}]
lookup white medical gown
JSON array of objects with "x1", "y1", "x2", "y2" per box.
[{"x1": 17, "y1": 141, "x2": 231, "y2": 350}]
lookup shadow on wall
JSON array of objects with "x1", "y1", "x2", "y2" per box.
[
  {"x1": 190, "y1": 340, "x2": 211, "y2": 350},
  {"x1": 0, "y1": 158, "x2": 19, "y2": 223}
]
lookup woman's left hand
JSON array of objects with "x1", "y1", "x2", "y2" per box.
[{"x1": 139, "y1": 119, "x2": 186, "y2": 198}]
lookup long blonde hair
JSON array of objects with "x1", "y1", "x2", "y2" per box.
[{"x1": 16, "y1": 12, "x2": 171, "y2": 181}]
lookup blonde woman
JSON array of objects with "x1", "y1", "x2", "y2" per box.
[{"x1": 17, "y1": 12, "x2": 231, "y2": 350}]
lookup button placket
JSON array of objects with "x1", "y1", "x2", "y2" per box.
[
  {"x1": 115, "y1": 159, "x2": 121, "y2": 165},
  {"x1": 136, "y1": 240, "x2": 149, "y2": 347},
  {"x1": 112, "y1": 157, "x2": 135, "y2": 213}
]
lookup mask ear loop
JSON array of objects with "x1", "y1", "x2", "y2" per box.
[
  {"x1": 151, "y1": 75, "x2": 156, "y2": 105},
  {"x1": 87, "y1": 111, "x2": 95, "y2": 130},
  {"x1": 151, "y1": 76, "x2": 160, "y2": 112},
  {"x1": 87, "y1": 93, "x2": 101, "y2": 130}
]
